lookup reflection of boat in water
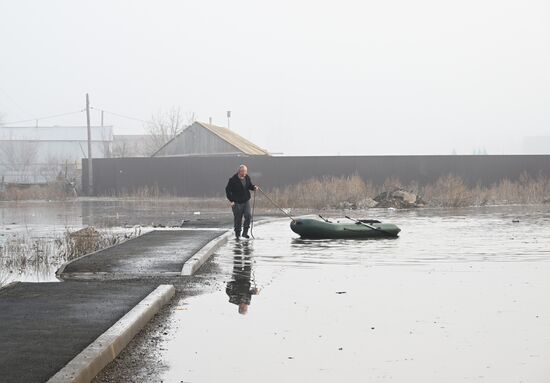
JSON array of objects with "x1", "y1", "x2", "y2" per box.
[
  {"x1": 290, "y1": 215, "x2": 401, "y2": 239},
  {"x1": 226, "y1": 241, "x2": 259, "y2": 315}
]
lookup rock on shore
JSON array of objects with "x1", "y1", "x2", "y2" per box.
[
  {"x1": 335, "y1": 189, "x2": 425, "y2": 210},
  {"x1": 373, "y1": 189, "x2": 425, "y2": 209}
]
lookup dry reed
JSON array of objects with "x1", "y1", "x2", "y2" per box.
[
  {"x1": 259, "y1": 173, "x2": 550, "y2": 209},
  {"x1": 0, "y1": 226, "x2": 140, "y2": 286},
  {"x1": 0, "y1": 182, "x2": 76, "y2": 201}
]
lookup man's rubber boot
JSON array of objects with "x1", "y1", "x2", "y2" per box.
[
  {"x1": 235, "y1": 230, "x2": 241, "y2": 240},
  {"x1": 242, "y1": 228, "x2": 250, "y2": 239}
]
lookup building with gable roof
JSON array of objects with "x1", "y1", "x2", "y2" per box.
[{"x1": 152, "y1": 121, "x2": 269, "y2": 157}]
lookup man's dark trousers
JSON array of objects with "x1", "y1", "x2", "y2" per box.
[{"x1": 232, "y1": 201, "x2": 252, "y2": 234}]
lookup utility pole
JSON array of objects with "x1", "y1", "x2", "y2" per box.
[
  {"x1": 101, "y1": 109, "x2": 104, "y2": 127},
  {"x1": 227, "y1": 110, "x2": 231, "y2": 129},
  {"x1": 86, "y1": 93, "x2": 93, "y2": 195}
]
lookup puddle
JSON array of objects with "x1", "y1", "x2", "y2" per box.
[{"x1": 159, "y1": 205, "x2": 550, "y2": 382}]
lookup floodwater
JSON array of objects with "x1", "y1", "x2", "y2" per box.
[
  {"x1": 0, "y1": 199, "x2": 228, "y2": 231},
  {"x1": 160, "y1": 205, "x2": 550, "y2": 383},
  {"x1": 0, "y1": 199, "x2": 223, "y2": 286}
]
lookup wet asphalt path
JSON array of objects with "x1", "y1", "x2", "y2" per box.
[
  {"x1": 0, "y1": 281, "x2": 157, "y2": 383},
  {"x1": 0, "y1": 213, "x2": 240, "y2": 383},
  {"x1": 60, "y1": 229, "x2": 226, "y2": 279}
]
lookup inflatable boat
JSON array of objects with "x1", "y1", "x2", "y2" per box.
[{"x1": 290, "y1": 215, "x2": 400, "y2": 239}]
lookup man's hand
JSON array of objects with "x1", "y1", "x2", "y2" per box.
[
  {"x1": 230, "y1": 201, "x2": 235, "y2": 207},
  {"x1": 254, "y1": 185, "x2": 259, "y2": 191}
]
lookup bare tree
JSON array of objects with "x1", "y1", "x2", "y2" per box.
[
  {"x1": 144, "y1": 107, "x2": 194, "y2": 155},
  {"x1": 0, "y1": 137, "x2": 40, "y2": 182},
  {"x1": 111, "y1": 141, "x2": 130, "y2": 158},
  {"x1": 0, "y1": 114, "x2": 41, "y2": 182}
]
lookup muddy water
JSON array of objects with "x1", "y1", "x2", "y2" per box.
[{"x1": 160, "y1": 205, "x2": 550, "y2": 382}]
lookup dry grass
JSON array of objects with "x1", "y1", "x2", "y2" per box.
[
  {"x1": 56, "y1": 226, "x2": 141, "y2": 260},
  {"x1": 4, "y1": 173, "x2": 548, "y2": 209},
  {"x1": 114, "y1": 184, "x2": 163, "y2": 199},
  {"x1": 0, "y1": 182, "x2": 76, "y2": 201},
  {"x1": 0, "y1": 226, "x2": 140, "y2": 286},
  {"x1": 421, "y1": 175, "x2": 473, "y2": 207},
  {"x1": 419, "y1": 173, "x2": 550, "y2": 207},
  {"x1": 257, "y1": 173, "x2": 550, "y2": 209},
  {"x1": 0, "y1": 236, "x2": 54, "y2": 271},
  {"x1": 261, "y1": 174, "x2": 378, "y2": 210}
]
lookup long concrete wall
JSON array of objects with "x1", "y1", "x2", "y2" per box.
[{"x1": 83, "y1": 155, "x2": 550, "y2": 196}]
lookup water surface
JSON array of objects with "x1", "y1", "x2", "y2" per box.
[{"x1": 161, "y1": 205, "x2": 550, "y2": 382}]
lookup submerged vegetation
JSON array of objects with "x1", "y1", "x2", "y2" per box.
[
  {"x1": 56, "y1": 226, "x2": 141, "y2": 260},
  {"x1": 0, "y1": 226, "x2": 140, "y2": 286}
]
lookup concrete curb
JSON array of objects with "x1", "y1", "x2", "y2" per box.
[
  {"x1": 181, "y1": 230, "x2": 232, "y2": 276},
  {"x1": 46, "y1": 284, "x2": 175, "y2": 383}
]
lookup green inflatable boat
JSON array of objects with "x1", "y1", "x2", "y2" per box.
[{"x1": 290, "y1": 215, "x2": 401, "y2": 239}]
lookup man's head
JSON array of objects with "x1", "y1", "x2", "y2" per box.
[
  {"x1": 238, "y1": 302, "x2": 249, "y2": 315},
  {"x1": 238, "y1": 164, "x2": 248, "y2": 178}
]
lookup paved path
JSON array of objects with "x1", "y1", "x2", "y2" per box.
[
  {"x1": 59, "y1": 229, "x2": 227, "y2": 279},
  {"x1": 0, "y1": 217, "x2": 237, "y2": 382},
  {"x1": 0, "y1": 281, "x2": 157, "y2": 383}
]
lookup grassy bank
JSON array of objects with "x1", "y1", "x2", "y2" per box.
[
  {"x1": 264, "y1": 173, "x2": 550, "y2": 209},
  {"x1": 100, "y1": 174, "x2": 550, "y2": 209},
  {"x1": 0, "y1": 182, "x2": 76, "y2": 201},
  {"x1": 3, "y1": 174, "x2": 549, "y2": 210}
]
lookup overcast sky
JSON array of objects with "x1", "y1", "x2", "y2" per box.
[{"x1": 0, "y1": 0, "x2": 549, "y2": 155}]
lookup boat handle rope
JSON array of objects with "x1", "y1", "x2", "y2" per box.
[
  {"x1": 257, "y1": 187, "x2": 296, "y2": 222},
  {"x1": 250, "y1": 190, "x2": 256, "y2": 239}
]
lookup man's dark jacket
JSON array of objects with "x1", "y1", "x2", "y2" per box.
[
  {"x1": 225, "y1": 174, "x2": 256, "y2": 204},
  {"x1": 226, "y1": 279, "x2": 257, "y2": 305}
]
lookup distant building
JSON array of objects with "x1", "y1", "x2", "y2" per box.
[
  {"x1": 152, "y1": 121, "x2": 269, "y2": 157},
  {"x1": 0, "y1": 125, "x2": 113, "y2": 183},
  {"x1": 523, "y1": 136, "x2": 550, "y2": 154},
  {"x1": 112, "y1": 134, "x2": 149, "y2": 157}
]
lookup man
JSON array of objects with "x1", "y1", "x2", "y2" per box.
[{"x1": 225, "y1": 164, "x2": 259, "y2": 239}]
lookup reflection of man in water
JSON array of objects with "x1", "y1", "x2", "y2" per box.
[{"x1": 226, "y1": 241, "x2": 259, "y2": 315}]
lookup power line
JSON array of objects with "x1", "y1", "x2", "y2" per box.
[
  {"x1": 90, "y1": 107, "x2": 151, "y2": 124},
  {"x1": 0, "y1": 104, "x2": 152, "y2": 127},
  {"x1": 0, "y1": 87, "x2": 30, "y2": 119},
  {"x1": 0, "y1": 109, "x2": 85, "y2": 126}
]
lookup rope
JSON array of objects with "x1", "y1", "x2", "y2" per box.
[
  {"x1": 258, "y1": 187, "x2": 295, "y2": 222},
  {"x1": 250, "y1": 189, "x2": 256, "y2": 239}
]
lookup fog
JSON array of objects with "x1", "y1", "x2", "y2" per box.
[{"x1": 0, "y1": 0, "x2": 549, "y2": 155}]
